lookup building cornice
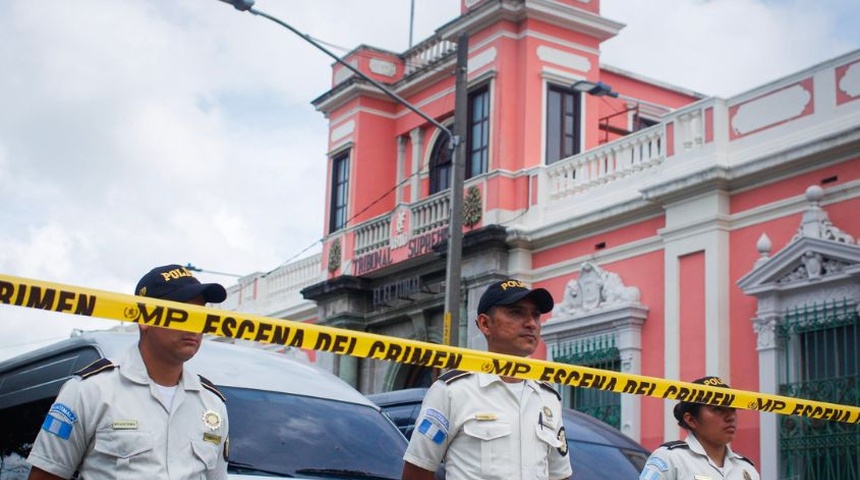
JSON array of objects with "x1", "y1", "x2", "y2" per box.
[
  {"x1": 600, "y1": 63, "x2": 707, "y2": 100},
  {"x1": 438, "y1": 0, "x2": 624, "y2": 44}
]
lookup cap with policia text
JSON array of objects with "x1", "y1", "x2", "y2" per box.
[
  {"x1": 477, "y1": 279, "x2": 554, "y2": 315},
  {"x1": 673, "y1": 376, "x2": 732, "y2": 424},
  {"x1": 135, "y1": 264, "x2": 227, "y2": 303}
]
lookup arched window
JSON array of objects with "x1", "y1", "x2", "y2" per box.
[{"x1": 428, "y1": 134, "x2": 451, "y2": 195}]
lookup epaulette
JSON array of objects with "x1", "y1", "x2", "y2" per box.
[
  {"x1": 198, "y1": 375, "x2": 226, "y2": 403},
  {"x1": 439, "y1": 370, "x2": 472, "y2": 384},
  {"x1": 661, "y1": 440, "x2": 689, "y2": 450},
  {"x1": 736, "y1": 453, "x2": 756, "y2": 467},
  {"x1": 74, "y1": 358, "x2": 116, "y2": 379},
  {"x1": 539, "y1": 381, "x2": 562, "y2": 401}
]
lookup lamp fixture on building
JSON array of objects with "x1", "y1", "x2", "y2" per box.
[{"x1": 571, "y1": 80, "x2": 619, "y2": 98}]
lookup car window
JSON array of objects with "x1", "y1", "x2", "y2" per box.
[
  {"x1": 223, "y1": 387, "x2": 407, "y2": 479},
  {"x1": 379, "y1": 403, "x2": 421, "y2": 439},
  {"x1": 569, "y1": 441, "x2": 647, "y2": 478}
]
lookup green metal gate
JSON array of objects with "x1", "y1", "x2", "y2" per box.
[
  {"x1": 777, "y1": 299, "x2": 859, "y2": 480},
  {"x1": 551, "y1": 334, "x2": 621, "y2": 428}
]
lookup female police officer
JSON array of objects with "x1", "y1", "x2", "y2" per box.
[{"x1": 639, "y1": 376, "x2": 761, "y2": 480}]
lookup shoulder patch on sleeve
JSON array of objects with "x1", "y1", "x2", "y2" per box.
[
  {"x1": 74, "y1": 358, "x2": 116, "y2": 379},
  {"x1": 736, "y1": 453, "x2": 756, "y2": 467},
  {"x1": 539, "y1": 381, "x2": 562, "y2": 401},
  {"x1": 439, "y1": 370, "x2": 472, "y2": 384},
  {"x1": 198, "y1": 375, "x2": 226, "y2": 403},
  {"x1": 661, "y1": 440, "x2": 689, "y2": 450}
]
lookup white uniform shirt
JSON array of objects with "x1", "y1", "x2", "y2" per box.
[
  {"x1": 404, "y1": 371, "x2": 572, "y2": 480},
  {"x1": 28, "y1": 345, "x2": 229, "y2": 480},
  {"x1": 639, "y1": 434, "x2": 760, "y2": 480}
]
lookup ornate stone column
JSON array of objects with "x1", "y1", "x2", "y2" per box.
[{"x1": 409, "y1": 128, "x2": 424, "y2": 202}]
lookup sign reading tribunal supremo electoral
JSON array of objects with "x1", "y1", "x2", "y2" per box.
[{"x1": 353, "y1": 206, "x2": 449, "y2": 276}]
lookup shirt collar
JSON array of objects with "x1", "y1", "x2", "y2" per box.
[
  {"x1": 686, "y1": 433, "x2": 741, "y2": 466},
  {"x1": 477, "y1": 373, "x2": 539, "y2": 391},
  {"x1": 118, "y1": 344, "x2": 202, "y2": 392}
]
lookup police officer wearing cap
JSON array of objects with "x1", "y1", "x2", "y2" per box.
[
  {"x1": 639, "y1": 376, "x2": 761, "y2": 480},
  {"x1": 27, "y1": 264, "x2": 230, "y2": 480},
  {"x1": 402, "y1": 279, "x2": 572, "y2": 480}
]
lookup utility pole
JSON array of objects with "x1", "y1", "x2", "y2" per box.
[
  {"x1": 443, "y1": 32, "x2": 468, "y2": 347},
  {"x1": 217, "y1": 0, "x2": 468, "y2": 348}
]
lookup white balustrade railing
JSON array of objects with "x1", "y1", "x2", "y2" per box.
[
  {"x1": 225, "y1": 253, "x2": 321, "y2": 316},
  {"x1": 350, "y1": 191, "x2": 451, "y2": 256},
  {"x1": 411, "y1": 192, "x2": 450, "y2": 233},
  {"x1": 403, "y1": 36, "x2": 457, "y2": 76},
  {"x1": 354, "y1": 216, "x2": 391, "y2": 255},
  {"x1": 266, "y1": 254, "x2": 322, "y2": 303},
  {"x1": 675, "y1": 108, "x2": 704, "y2": 151},
  {"x1": 545, "y1": 125, "x2": 665, "y2": 200}
]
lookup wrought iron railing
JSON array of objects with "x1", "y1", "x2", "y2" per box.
[
  {"x1": 778, "y1": 299, "x2": 860, "y2": 480},
  {"x1": 551, "y1": 334, "x2": 621, "y2": 428}
]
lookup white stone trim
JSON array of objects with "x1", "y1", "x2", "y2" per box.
[
  {"x1": 330, "y1": 120, "x2": 355, "y2": 143},
  {"x1": 838, "y1": 61, "x2": 860, "y2": 97},
  {"x1": 537, "y1": 45, "x2": 591, "y2": 73},
  {"x1": 731, "y1": 84, "x2": 812, "y2": 136},
  {"x1": 468, "y1": 46, "x2": 497, "y2": 73},
  {"x1": 369, "y1": 58, "x2": 397, "y2": 77}
]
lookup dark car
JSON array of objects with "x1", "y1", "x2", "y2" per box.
[
  {"x1": 0, "y1": 331, "x2": 407, "y2": 480},
  {"x1": 367, "y1": 387, "x2": 649, "y2": 479}
]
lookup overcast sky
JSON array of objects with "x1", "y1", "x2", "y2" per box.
[{"x1": 1, "y1": 0, "x2": 858, "y2": 361}]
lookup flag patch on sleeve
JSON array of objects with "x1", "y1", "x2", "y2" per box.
[
  {"x1": 42, "y1": 414, "x2": 74, "y2": 440},
  {"x1": 41, "y1": 403, "x2": 78, "y2": 440},
  {"x1": 417, "y1": 408, "x2": 449, "y2": 445}
]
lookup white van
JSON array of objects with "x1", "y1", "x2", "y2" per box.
[{"x1": 0, "y1": 331, "x2": 407, "y2": 479}]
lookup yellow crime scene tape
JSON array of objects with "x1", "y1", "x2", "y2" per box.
[{"x1": 1, "y1": 273, "x2": 858, "y2": 424}]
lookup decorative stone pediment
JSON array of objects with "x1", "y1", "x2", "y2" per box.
[
  {"x1": 737, "y1": 185, "x2": 860, "y2": 351},
  {"x1": 737, "y1": 186, "x2": 860, "y2": 295},
  {"x1": 552, "y1": 262, "x2": 641, "y2": 317},
  {"x1": 738, "y1": 237, "x2": 860, "y2": 294},
  {"x1": 544, "y1": 262, "x2": 647, "y2": 340}
]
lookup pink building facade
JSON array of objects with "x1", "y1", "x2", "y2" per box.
[{"x1": 225, "y1": 1, "x2": 860, "y2": 477}]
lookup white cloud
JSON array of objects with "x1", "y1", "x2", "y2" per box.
[{"x1": 600, "y1": 0, "x2": 859, "y2": 96}]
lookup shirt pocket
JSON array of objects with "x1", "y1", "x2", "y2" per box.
[
  {"x1": 531, "y1": 424, "x2": 562, "y2": 480},
  {"x1": 93, "y1": 430, "x2": 156, "y2": 477},
  {"x1": 192, "y1": 439, "x2": 220, "y2": 471},
  {"x1": 535, "y1": 424, "x2": 562, "y2": 448},
  {"x1": 462, "y1": 421, "x2": 512, "y2": 479}
]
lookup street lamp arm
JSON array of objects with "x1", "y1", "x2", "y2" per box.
[
  {"x1": 185, "y1": 263, "x2": 243, "y2": 278},
  {"x1": 219, "y1": 1, "x2": 454, "y2": 141}
]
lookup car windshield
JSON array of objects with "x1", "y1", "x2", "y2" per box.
[
  {"x1": 222, "y1": 387, "x2": 407, "y2": 479},
  {"x1": 569, "y1": 440, "x2": 648, "y2": 478}
]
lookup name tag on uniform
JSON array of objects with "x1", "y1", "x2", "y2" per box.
[
  {"x1": 474, "y1": 413, "x2": 497, "y2": 421},
  {"x1": 112, "y1": 420, "x2": 138, "y2": 430},
  {"x1": 203, "y1": 433, "x2": 223, "y2": 445},
  {"x1": 694, "y1": 475, "x2": 712, "y2": 480}
]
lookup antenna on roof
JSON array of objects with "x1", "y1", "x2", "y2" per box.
[{"x1": 408, "y1": 0, "x2": 416, "y2": 48}]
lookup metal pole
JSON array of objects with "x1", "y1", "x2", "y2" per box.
[
  {"x1": 443, "y1": 32, "x2": 468, "y2": 347},
  {"x1": 219, "y1": 0, "x2": 466, "y2": 345},
  {"x1": 408, "y1": 0, "x2": 415, "y2": 49}
]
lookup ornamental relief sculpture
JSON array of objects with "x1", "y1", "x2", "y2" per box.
[
  {"x1": 777, "y1": 252, "x2": 849, "y2": 284},
  {"x1": 554, "y1": 262, "x2": 641, "y2": 317}
]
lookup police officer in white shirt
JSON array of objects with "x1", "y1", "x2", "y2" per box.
[
  {"x1": 402, "y1": 279, "x2": 572, "y2": 480},
  {"x1": 639, "y1": 376, "x2": 761, "y2": 480},
  {"x1": 27, "y1": 264, "x2": 230, "y2": 480}
]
